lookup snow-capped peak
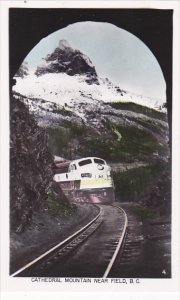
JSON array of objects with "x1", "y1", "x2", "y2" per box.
[
  {"x1": 58, "y1": 39, "x2": 72, "y2": 50},
  {"x1": 14, "y1": 39, "x2": 166, "y2": 112},
  {"x1": 33, "y1": 39, "x2": 98, "y2": 84}
]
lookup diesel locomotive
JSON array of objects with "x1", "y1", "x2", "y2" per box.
[{"x1": 53, "y1": 157, "x2": 115, "y2": 204}]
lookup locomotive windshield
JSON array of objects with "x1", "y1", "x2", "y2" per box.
[
  {"x1": 78, "y1": 159, "x2": 92, "y2": 166},
  {"x1": 94, "y1": 158, "x2": 105, "y2": 165}
]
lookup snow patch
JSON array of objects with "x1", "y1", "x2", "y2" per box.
[{"x1": 13, "y1": 73, "x2": 166, "y2": 112}]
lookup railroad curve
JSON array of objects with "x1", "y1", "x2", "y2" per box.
[{"x1": 12, "y1": 204, "x2": 128, "y2": 278}]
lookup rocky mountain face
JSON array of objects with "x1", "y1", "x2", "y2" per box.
[
  {"x1": 10, "y1": 95, "x2": 70, "y2": 233},
  {"x1": 35, "y1": 39, "x2": 99, "y2": 85}
]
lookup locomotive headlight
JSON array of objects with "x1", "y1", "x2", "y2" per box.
[{"x1": 97, "y1": 164, "x2": 104, "y2": 170}]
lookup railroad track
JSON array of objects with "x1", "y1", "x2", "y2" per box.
[{"x1": 11, "y1": 204, "x2": 128, "y2": 278}]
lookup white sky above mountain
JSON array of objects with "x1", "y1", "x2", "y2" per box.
[{"x1": 24, "y1": 21, "x2": 166, "y2": 101}]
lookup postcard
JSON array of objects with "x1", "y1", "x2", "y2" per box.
[{"x1": 0, "y1": 1, "x2": 180, "y2": 300}]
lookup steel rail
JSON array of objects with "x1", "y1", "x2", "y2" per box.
[
  {"x1": 11, "y1": 206, "x2": 102, "y2": 277},
  {"x1": 103, "y1": 205, "x2": 128, "y2": 278}
]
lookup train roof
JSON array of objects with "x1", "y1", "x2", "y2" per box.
[
  {"x1": 54, "y1": 157, "x2": 107, "y2": 169},
  {"x1": 70, "y1": 157, "x2": 106, "y2": 165}
]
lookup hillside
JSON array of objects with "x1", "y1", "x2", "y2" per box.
[
  {"x1": 13, "y1": 91, "x2": 169, "y2": 164},
  {"x1": 10, "y1": 95, "x2": 73, "y2": 233}
]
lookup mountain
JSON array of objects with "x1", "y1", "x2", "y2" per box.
[
  {"x1": 34, "y1": 39, "x2": 99, "y2": 85},
  {"x1": 13, "y1": 39, "x2": 166, "y2": 112},
  {"x1": 12, "y1": 39, "x2": 169, "y2": 163}
]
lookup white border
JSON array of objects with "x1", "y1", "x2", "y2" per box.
[{"x1": 0, "y1": 0, "x2": 180, "y2": 298}]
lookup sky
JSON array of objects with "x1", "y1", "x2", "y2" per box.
[{"x1": 25, "y1": 21, "x2": 166, "y2": 100}]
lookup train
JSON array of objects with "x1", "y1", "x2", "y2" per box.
[{"x1": 53, "y1": 157, "x2": 115, "y2": 204}]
